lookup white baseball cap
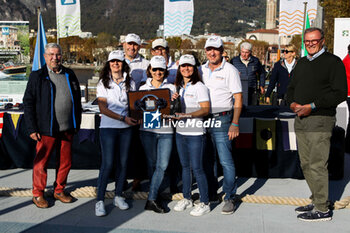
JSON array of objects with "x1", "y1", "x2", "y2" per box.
[
  {"x1": 107, "y1": 50, "x2": 124, "y2": 62},
  {"x1": 179, "y1": 54, "x2": 196, "y2": 66},
  {"x1": 150, "y1": 56, "x2": 166, "y2": 69},
  {"x1": 152, "y1": 38, "x2": 168, "y2": 49},
  {"x1": 125, "y1": 33, "x2": 141, "y2": 45},
  {"x1": 204, "y1": 36, "x2": 223, "y2": 49}
]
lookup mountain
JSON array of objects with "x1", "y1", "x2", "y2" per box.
[{"x1": 1, "y1": 0, "x2": 266, "y2": 39}]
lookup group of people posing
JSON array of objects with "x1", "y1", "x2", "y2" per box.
[
  {"x1": 23, "y1": 27, "x2": 348, "y2": 222},
  {"x1": 94, "y1": 33, "x2": 242, "y2": 217}
]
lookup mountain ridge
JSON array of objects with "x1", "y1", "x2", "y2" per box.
[{"x1": 1, "y1": 0, "x2": 266, "y2": 39}]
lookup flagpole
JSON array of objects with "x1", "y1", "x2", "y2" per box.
[
  {"x1": 37, "y1": 7, "x2": 41, "y2": 68},
  {"x1": 301, "y1": 2, "x2": 308, "y2": 56}
]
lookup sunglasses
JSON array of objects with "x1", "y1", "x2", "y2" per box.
[
  {"x1": 282, "y1": 50, "x2": 294, "y2": 53},
  {"x1": 109, "y1": 59, "x2": 122, "y2": 63},
  {"x1": 152, "y1": 68, "x2": 165, "y2": 72}
]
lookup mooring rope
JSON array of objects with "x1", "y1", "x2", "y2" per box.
[{"x1": 0, "y1": 186, "x2": 349, "y2": 210}]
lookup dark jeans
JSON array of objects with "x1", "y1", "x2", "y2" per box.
[
  {"x1": 140, "y1": 131, "x2": 173, "y2": 201},
  {"x1": 176, "y1": 133, "x2": 209, "y2": 203},
  {"x1": 207, "y1": 112, "x2": 237, "y2": 200},
  {"x1": 97, "y1": 127, "x2": 132, "y2": 201}
]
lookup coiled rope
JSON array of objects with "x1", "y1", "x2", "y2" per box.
[{"x1": 0, "y1": 186, "x2": 349, "y2": 210}]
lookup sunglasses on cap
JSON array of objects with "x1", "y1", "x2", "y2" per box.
[
  {"x1": 152, "y1": 68, "x2": 165, "y2": 72},
  {"x1": 282, "y1": 50, "x2": 294, "y2": 53}
]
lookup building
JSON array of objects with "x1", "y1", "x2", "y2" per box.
[{"x1": 266, "y1": 0, "x2": 277, "y2": 29}]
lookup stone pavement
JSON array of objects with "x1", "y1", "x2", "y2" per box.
[{"x1": 0, "y1": 153, "x2": 349, "y2": 233}]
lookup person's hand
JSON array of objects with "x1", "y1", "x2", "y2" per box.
[
  {"x1": 171, "y1": 92, "x2": 179, "y2": 101},
  {"x1": 125, "y1": 116, "x2": 138, "y2": 126},
  {"x1": 228, "y1": 125, "x2": 239, "y2": 140},
  {"x1": 290, "y1": 102, "x2": 301, "y2": 113},
  {"x1": 294, "y1": 104, "x2": 312, "y2": 117},
  {"x1": 265, "y1": 97, "x2": 270, "y2": 104},
  {"x1": 260, "y1": 86, "x2": 265, "y2": 95},
  {"x1": 30, "y1": 132, "x2": 41, "y2": 141}
]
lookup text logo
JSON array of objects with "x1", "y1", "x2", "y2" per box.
[
  {"x1": 2, "y1": 27, "x2": 9, "y2": 35},
  {"x1": 61, "y1": 0, "x2": 76, "y2": 5},
  {"x1": 143, "y1": 110, "x2": 161, "y2": 129}
]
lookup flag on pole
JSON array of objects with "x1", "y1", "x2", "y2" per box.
[
  {"x1": 301, "y1": 12, "x2": 310, "y2": 57},
  {"x1": 164, "y1": 0, "x2": 194, "y2": 37},
  {"x1": 32, "y1": 10, "x2": 47, "y2": 71},
  {"x1": 56, "y1": 0, "x2": 81, "y2": 38},
  {"x1": 279, "y1": 0, "x2": 317, "y2": 36}
]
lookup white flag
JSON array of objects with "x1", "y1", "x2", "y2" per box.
[
  {"x1": 279, "y1": 0, "x2": 317, "y2": 36},
  {"x1": 164, "y1": 0, "x2": 194, "y2": 37},
  {"x1": 56, "y1": 0, "x2": 81, "y2": 38}
]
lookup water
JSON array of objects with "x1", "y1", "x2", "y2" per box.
[{"x1": 72, "y1": 68, "x2": 97, "y2": 85}]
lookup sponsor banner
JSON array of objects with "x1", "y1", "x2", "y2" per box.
[
  {"x1": 279, "y1": 0, "x2": 317, "y2": 36},
  {"x1": 164, "y1": 0, "x2": 194, "y2": 36},
  {"x1": 56, "y1": 0, "x2": 82, "y2": 38}
]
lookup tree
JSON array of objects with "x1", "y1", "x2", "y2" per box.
[
  {"x1": 180, "y1": 39, "x2": 194, "y2": 49},
  {"x1": 290, "y1": 34, "x2": 302, "y2": 56},
  {"x1": 320, "y1": 0, "x2": 350, "y2": 53},
  {"x1": 166, "y1": 37, "x2": 182, "y2": 50},
  {"x1": 195, "y1": 38, "x2": 207, "y2": 49}
]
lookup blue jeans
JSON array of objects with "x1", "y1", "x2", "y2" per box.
[
  {"x1": 207, "y1": 113, "x2": 237, "y2": 200},
  {"x1": 176, "y1": 133, "x2": 209, "y2": 203},
  {"x1": 140, "y1": 131, "x2": 173, "y2": 201},
  {"x1": 97, "y1": 127, "x2": 132, "y2": 201}
]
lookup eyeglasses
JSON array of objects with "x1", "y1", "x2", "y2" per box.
[
  {"x1": 303, "y1": 38, "x2": 323, "y2": 45},
  {"x1": 282, "y1": 50, "x2": 294, "y2": 53},
  {"x1": 152, "y1": 68, "x2": 165, "y2": 72},
  {"x1": 46, "y1": 53, "x2": 62, "y2": 57}
]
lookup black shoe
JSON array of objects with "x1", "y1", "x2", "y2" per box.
[
  {"x1": 295, "y1": 204, "x2": 314, "y2": 214},
  {"x1": 144, "y1": 200, "x2": 165, "y2": 214},
  {"x1": 297, "y1": 209, "x2": 332, "y2": 222}
]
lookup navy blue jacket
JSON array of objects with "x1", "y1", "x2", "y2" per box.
[
  {"x1": 23, "y1": 65, "x2": 82, "y2": 136},
  {"x1": 265, "y1": 59, "x2": 296, "y2": 99},
  {"x1": 230, "y1": 55, "x2": 266, "y2": 88}
]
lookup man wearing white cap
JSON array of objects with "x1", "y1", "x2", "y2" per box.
[
  {"x1": 151, "y1": 38, "x2": 178, "y2": 84},
  {"x1": 123, "y1": 33, "x2": 150, "y2": 90},
  {"x1": 201, "y1": 35, "x2": 242, "y2": 215}
]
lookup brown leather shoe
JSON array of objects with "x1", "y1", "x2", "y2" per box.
[
  {"x1": 32, "y1": 196, "x2": 48, "y2": 208},
  {"x1": 54, "y1": 192, "x2": 73, "y2": 203}
]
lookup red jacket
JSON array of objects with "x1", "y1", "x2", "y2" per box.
[{"x1": 342, "y1": 54, "x2": 350, "y2": 96}]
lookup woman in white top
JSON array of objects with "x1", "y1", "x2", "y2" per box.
[
  {"x1": 95, "y1": 50, "x2": 137, "y2": 217},
  {"x1": 139, "y1": 56, "x2": 176, "y2": 214},
  {"x1": 172, "y1": 54, "x2": 211, "y2": 216}
]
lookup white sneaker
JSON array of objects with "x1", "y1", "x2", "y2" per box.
[
  {"x1": 174, "y1": 199, "x2": 193, "y2": 211},
  {"x1": 190, "y1": 203, "x2": 210, "y2": 216},
  {"x1": 113, "y1": 196, "x2": 129, "y2": 210},
  {"x1": 95, "y1": 200, "x2": 106, "y2": 217}
]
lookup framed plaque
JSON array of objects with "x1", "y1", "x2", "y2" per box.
[{"x1": 127, "y1": 88, "x2": 171, "y2": 120}]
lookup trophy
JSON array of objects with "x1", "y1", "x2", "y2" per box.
[{"x1": 127, "y1": 88, "x2": 171, "y2": 120}]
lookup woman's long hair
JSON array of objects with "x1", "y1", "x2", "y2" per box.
[
  {"x1": 174, "y1": 65, "x2": 202, "y2": 87},
  {"x1": 99, "y1": 60, "x2": 132, "y2": 91}
]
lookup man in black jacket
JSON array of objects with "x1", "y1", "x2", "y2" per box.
[
  {"x1": 23, "y1": 43, "x2": 82, "y2": 208},
  {"x1": 287, "y1": 28, "x2": 347, "y2": 222}
]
